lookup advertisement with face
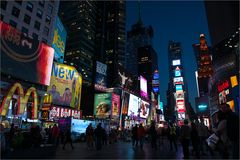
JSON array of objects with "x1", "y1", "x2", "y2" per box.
[
  {"x1": 94, "y1": 93, "x2": 111, "y2": 118},
  {"x1": 52, "y1": 16, "x2": 67, "y2": 63},
  {"x1": 140, "y1": 76, "x2": 148, "y2": 99},
  {"x1": 122, "y1": 92, "x2": 130, "y2": 115},
  {"x1": 128, "y1": 94, "x2": 140, "y2": 117},
  {"x1": 111, "y1": 93, "x2": 120, "y2": 119},
  {"x1": 95, "y1": 61, "x2": 107, "y2": 91},
  {"x1": 176, "y1": 90, "x2": 184, "y2": 99},
  {"x1": 139, "y1": 100, "x2": 150, "y2": 118},
  {"x1": 47, "y1": 62, "x2": 82, "y2": 109},
  {"x1": 0, "y1": 21, "x2": 54, "y2": 86}
]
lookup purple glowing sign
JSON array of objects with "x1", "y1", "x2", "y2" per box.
[{"x1": 140, "y1": 76, "x2": 148, "y2": 99}]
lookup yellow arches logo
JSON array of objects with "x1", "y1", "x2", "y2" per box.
[{"x1": 0, "y1": 83, "x2": 38, "y2": 119}]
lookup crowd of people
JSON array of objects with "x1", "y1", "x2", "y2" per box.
[{"x1": 1, "y1": 103, "x2": 239, "y2": 159}]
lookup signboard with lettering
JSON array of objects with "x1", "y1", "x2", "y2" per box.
[
  {"x1": 95, "y1": 61, "x2": 107, "y2": 91},
  {"x1": 52, "y1": 16, "x2": 67, "y2": 63},
  {"x1": 47, "y1": 62, "x2": 82, "y2": 109},
  {"x1": 173, "y1": 77, "x2": 184, "y2": 85},
  {"x1": 0, "y1": 21, "x2": 54, "y2": 85}
]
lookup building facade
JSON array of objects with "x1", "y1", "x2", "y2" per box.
[{"x1": 0, "y1": 0, "x2": 59, "y2": 46}]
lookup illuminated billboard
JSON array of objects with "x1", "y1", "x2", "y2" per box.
[
  {"x1": 128, "y1": 94, "x2": 140, "y2": 117},
  {"x1": 176, "y1": 99, "x2": 185, "y2": 112},
  {"x1": 174, "y1": 66, "x2": 181, "y2": 77},
  {"x1": 176, "y1": 85, "x2": 183, "y2": 91},
  {"x1": 52, "y1": 16, "x2": 67, "y2": 63},
  {"x1": 0, "y1": 21, "x2": 54, "y2": 86},
  {"x1": 111, "y1": 93, "x2": 120, "y2": 119},
  {"x1": 122, "y1": 91, "x2": 130, "y2": 115},
  {"x1": 139, "y1": 100, "x2": 150, "y2": 119},
  {"x1": 178, "y1": 113, "x2": 185, "y2": 120},
  {"x1": 95, "y1": 61, "x2": 107, "y2": 91},
  {"x1": 49, "y1": 106, "x2": 81, "y2": 120},
  {"x1": 172, "y1": 59, "x2": 181, "y2": 66},
  {"x1": 94, "y1": 93, "x2": 112, "y2": 118},
  {"x1": 173, "y1": 77, "x2": 184, "y2": 85},
  {"x1": 176, "y1": 90, "x2": 184, "y2": 99},
  {"x1": 140, "y1": 76, "x2": 148, "y2": 99},
  {"x1": 47, "y1": 62, "x2": 82, "y2": 110}
]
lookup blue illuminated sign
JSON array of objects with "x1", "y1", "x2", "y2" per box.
[
  {"x1": 198, "y1": 104, "x2": 207, "y2": 109},
  {"x1": 153, "y1": 87, "x2": 159, "y2": 93},
  {"x1": 176, "y1": 85, "x2": 182, "y2": 91},
  {"x1": 175, "y1": 70, "x2": 181, "y2": 77}
]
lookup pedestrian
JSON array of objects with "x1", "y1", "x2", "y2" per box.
[
  {"x1": 94, "y1": 123, "x2": 103, "y2": 150},
  {"x1": 86, "y1": 123, "x2": 94, "y2": 150},
  {"x1": 149, "y1": 121, "x2": 157, "y2": 150},
  {"x1": 131, "y1": 124, "x2": 138, "y2": 148},
  {"x1": 213, "y1": 110, "x2": 230, "y2": 159},
  {"x1": 191, "y1": 122, "x2": 200, "y2": 158},
  {"x1": 168, "y1": 122, "x2": 178, "y2": 151},
  {"x1": 219, "y1": 103, "x2": 239, "y2": 159},
  {"x1": 102, "y1": 128, "x2": 107, "y2": 146},
  {"x1": 197, "y1": 117, "x2": 209, "y2": 155},
  {"x1": 180, "y1": 119, "x2": 191, "y2": 159},
  {"x1": 137, "y1": 123, "x2": 146, "y2": 149},
  {"x1": 51, "y1": 124, "x2": 60, "y2": 146},
  {"x1": 62, "y1": 126, "x2": 74, "y2": 150}
]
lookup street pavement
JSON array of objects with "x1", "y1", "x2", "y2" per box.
[{"x1": 3, "y1": 139, "x2": 221, "y2": 159}]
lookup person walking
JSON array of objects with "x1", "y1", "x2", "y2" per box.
[
  {"x1": 137, "y1": 124, "x2": 146, "y2": 150},
  {"x1": 86, "y1": 123, "x2": 94, "y2": 150},
  {"x1": 62, "y1": 126, "x2": 74, "y2": 150},
  {"x1": 149, "y1": 121, "x2": 157, "y2": 150},
  {"x1": 180, "y1": 119, "x2": 191, "y2": 159},
  {"x1": 168, "y1": 123, "x2": 178, "y2": 151},
  {"x1": 219, "y1": 103, "x2": 239, "y2": 159},
  {"x1": 197, "y1": 117, "x2": 209, "y2": 155},
  {"x1": 51, "y1": 124, "x2": 60, "y2": 146},
  {"x1": 131, "y1": 124, "x2": 138, "y2": 148},
  {"x1": 94, "y1": 123, "x2": 103, "y2": 150},
  {"x1": 191, "y1": 122, "x2": 200, "y2": 159}
]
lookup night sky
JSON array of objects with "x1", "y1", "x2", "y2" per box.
[{"x1": 126, "y1": 1, "x2": 211, "y2": 110}]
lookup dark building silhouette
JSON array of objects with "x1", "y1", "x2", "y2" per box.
[
  {"x1": 138, "y1": 45, "x2": 158, "y2": 99},
  {"x1": 204, "y1": 1, "x2": 239, "y2": 46}
]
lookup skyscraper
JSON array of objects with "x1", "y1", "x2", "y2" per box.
[
  {"x1": 95, "y1": 1, "x2": 126, "y2": 88},
  {"x1": 125, "y1": 5, "x2": 153, "y2": 76},
  {"x1": 167, "y1": 41, "x2": 190, "y2": 124},
  {"x1": 0, "y1": 0, "x2": 59, "y2": 45}
]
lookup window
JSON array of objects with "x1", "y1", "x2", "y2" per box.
[
  {"x1": 45, "y1": 15, "x2": 51, "y2": 25},
  {"x1": 36, "y1": 9, "x2": 43, "y2": 19},
  {"x1": 21, "y1": 27, "x2": 28, "y2": 34},
  {"x1": 11, "y1": 6, "x2": 20, "y2": 18},
  {"x1": 9, "y1": 20, "x2": 17, "y2": 28},
  {"x1": 39, "y1": 1, "x2": 45, "y2": 7},
  {"x1": 43, "y1": 27, "x2": 49, "y2": 36},
  {"x1": 15, "y1": 0, "x2": 22, "y2": 5},
  {"x1": 48, "y1": 4, "x2": 53, "y2": 14},
  {"x1": 1, "y1": 1, "x2": 7, "y2": 10},
  {"x1": 34, "y1": 21, "x2": 41, "y2": 30},
  {"x1": 42, "y1": 38, "x2": 47, "y2": 44},
  {"x1": 23, "y1": 14, "x2": 31, "y2": 24},
  {"x1": 32, "y1": 33, "x2": 38, "y2": 39},
  {"x1": 26, "y1": 2, "x2": 33, "y2": 12}
]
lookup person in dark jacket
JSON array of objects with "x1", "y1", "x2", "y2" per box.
[
  {"x1": 149, "y1": 121, "x2": 157, "y2": 149},
  {"x1": 180, "y1": 119, "x2": 191, "y2": 159},
  {"x1": 191, "y1": 122, "x2": 200, "y2": 158},
  {"x1": 62, "y1": 126, "x2": 74, "y2": 150},
  {"x1": 131, "y1": 124, "x2": 138, "y2": 148},
  {"x1": 94, "y1": 123, "x2": 103, "y2": 150}
]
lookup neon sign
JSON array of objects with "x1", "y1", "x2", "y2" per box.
[
  {"x1": 0, "y1": 83, "x2": 38, "y2": 119},
  {"x1": 217, "y1": 80, "x2": 229, "y2": 92}
]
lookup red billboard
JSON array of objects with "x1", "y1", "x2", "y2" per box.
[{"x1": 0, "y1": 21, "x2": 54, "y2": 86}]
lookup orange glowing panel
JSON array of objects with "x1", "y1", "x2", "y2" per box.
[{"x1": 230, "y1": 76, "x2": 238, "y2": 88}]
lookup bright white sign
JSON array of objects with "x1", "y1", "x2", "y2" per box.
[
  {"x1": 173, "y1": 77, "x2": 184, "y2": 85},
  {"x1": 172, "y1": 59, "x2": 181, "y2": 66}
]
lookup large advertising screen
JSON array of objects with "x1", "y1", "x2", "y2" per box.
[
  {"x1": 94, "y1": 93, "x2": 112, "y2": 118},
  {"x1": 122, "y1": 91, "x2": 130, "y2": 115},
  {"x1": 52, "y1": 16, "x2": 67, "y2": 63},
  {"x1": 140, "y1": 76, "x2": 148, "y2": 99},
  {"x1": 173, "y1": 77, "x2": 184, "y2": 85},
  {"x1": 172, "y1": 59, "x2": 181, "y2": 66},
  {"x1": 71, "y1": 119, "x2": 96, "y2": 134},
  {"x1": 128, "y1": 94, "x2": 140, "y2": 117},
  {"x1": 47, "y1": 62, "x2": 82, "y2": 109},
  {"x1": 95, "y1": 61, "x2": 107, "y2": 91},
  {"x1": 176, "y1": 85, "x2": 183, "y2": 91},
  {"x1": 0, "y1": 21, "x2": 54, "y2": 86},
  {"x1": 111, "y1": 93, "x2": 120, "y2": 119},
  {"x1": 139, "y1": 100, "x2": 150, "y2": 118}
]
